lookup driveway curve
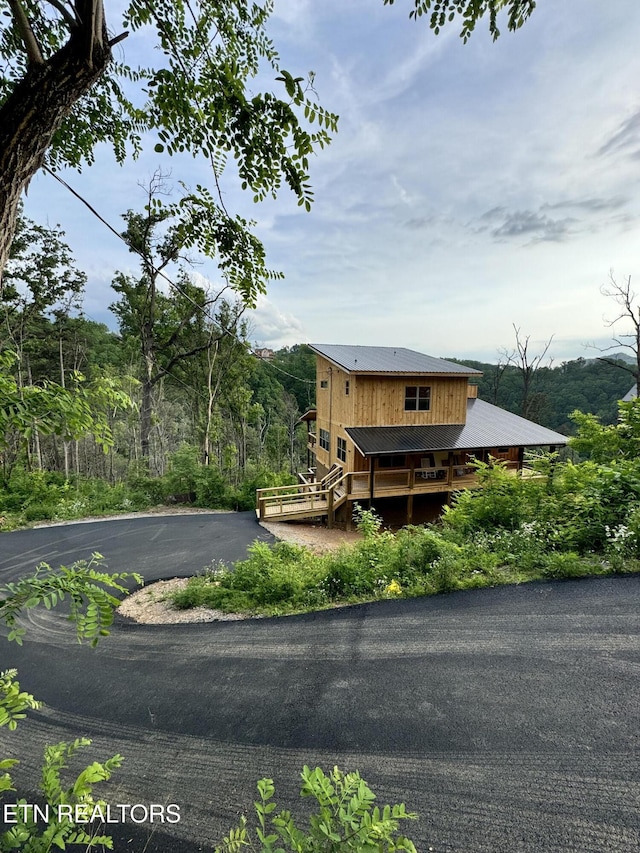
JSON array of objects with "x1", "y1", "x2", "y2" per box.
[{"x1": 1, "y1": 512, "x2": 640, "y2": 852}]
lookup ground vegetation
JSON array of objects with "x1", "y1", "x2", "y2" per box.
[{"x1": 174, "y1": 404, "x2": 640, "y2": 617}]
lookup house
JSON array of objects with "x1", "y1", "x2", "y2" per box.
[
  {"x1": 254, "y1": 347, "x2": 275, "y2": 361},
  {"x1": 257, "y1": 344, "x2": 568, "y2": 526}
]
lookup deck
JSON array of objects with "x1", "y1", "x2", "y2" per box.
[{"x1": 256, "y1": 463, "x2": 525, "y2": 522}]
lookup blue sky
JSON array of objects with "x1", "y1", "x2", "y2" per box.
[{"x1": 22, "y1": 0, "x2": 640, "y2": 363}]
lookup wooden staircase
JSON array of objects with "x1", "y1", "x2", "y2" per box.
[{"x1": 256, "y1": 466, "x2": 349, "y2": 524}]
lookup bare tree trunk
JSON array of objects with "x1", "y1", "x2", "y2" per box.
[
  {"x1": 140, "y1": 376, "x2": 153, "y2": 460},
  {"x1": 597, "y1": 274, "x2": 640, "y2": 392},
  {"x1": 25, "y1": 358, "x2": 43, "y2": 469},
  {"x1": 58, "y1": 334, "x2": 71, "y2": 478},
  {"x1": 507, "y1": 325, "x2": 553, "y2": 421},
  {"x1": 0, "y1": 4, "x2": 112, "y2": 277}
]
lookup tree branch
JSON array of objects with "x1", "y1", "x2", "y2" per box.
[
  {"x1": 46, "y1": 0, "x2": 80, "y2": 31},
  {"x1": 8, "y1": 0, "x2": 45, "y2": 65},
  {"x1": 151, "y1": 337, "x2": 221, "y2": 385}
]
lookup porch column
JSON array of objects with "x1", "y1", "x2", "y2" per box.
[{"x1": 369, "y1": 456, "x2": 375, "y2": 507}]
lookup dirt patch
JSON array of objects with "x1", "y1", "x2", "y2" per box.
[{"x1": 258, "y1": 520, "x2": 361, "y2": 553}]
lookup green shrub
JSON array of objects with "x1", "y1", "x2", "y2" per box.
[
  {"x1": 165, "y1": 443, "x2": 200, "y2": 495},
  {"x1": 23, "y1": 503, "x2": 56, "y2": 522},
  {"x1": 195, "y1": 465, "x2": 233, "y2": 508},
  {"x1": 443, "y1": 460, "x2": 533, "y2": 533},
  {"x1": 541, "y1": 551, "x2": 589, "y2": 579},
  {"x1": 216, "y1": 765, "x2": 417, "y2": 853}
]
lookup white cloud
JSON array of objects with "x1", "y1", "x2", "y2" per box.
[{"x1": 248, "y1": 294, "x2": 306, "y2": 349}]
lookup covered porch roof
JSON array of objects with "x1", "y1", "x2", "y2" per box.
[{"x1": 345, "y1": 398, "x2": 567, "y2": 457}]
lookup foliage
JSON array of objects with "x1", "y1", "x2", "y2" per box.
[
  {"x1": 0, "y1": 738, "x2": 122, "y2": 852},
  {"x1": 0, "y1": 350, "x2": 134, "y2": 483},
  {"x1": 2, "y1": 210, "x2": 85, "y2": 317},
  {"x1": 0, "y1": 557, "x2": 138, "y2": 850},
  {"x1": 441, "y1": 458, "x2": 531, "y2": 532},
  {"x1": 383, "y1": 0, "x2": 536, "y2": 41},
  {"x1": 570, "y1": 398, "x2": 640, "y2": 462},
  {"x1": 216, "y1": 765, "x2": 417, "y2": 853},
  {"x1": 0, "y1": 669, "x2": 41, "y2": 733},
  {"x1": 0, "y1": 553, "x2": 142, "y2": 646}
]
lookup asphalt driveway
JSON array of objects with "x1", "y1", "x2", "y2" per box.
[{"x1": 1, "y1": 512, "x2": 639, "y2": 852}]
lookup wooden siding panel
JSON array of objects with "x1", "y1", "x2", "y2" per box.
[{"x1": 353, "y1": 376, "x2": 468, "y2": 426}]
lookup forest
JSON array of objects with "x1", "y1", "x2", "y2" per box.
[{"x1": 0, "y1": 209, "x2": 635, "y2": 529}]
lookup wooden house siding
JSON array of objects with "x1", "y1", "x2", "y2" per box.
[{"x1": 352, "y1": 375, "x2": 468, "y2": 426}]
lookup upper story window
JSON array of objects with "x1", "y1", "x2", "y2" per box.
[
  {"x1": 405, "y1": 385, "x2": 431, "y2": 411},
  {"x1": 319, "y1": 428, "x2": 330, "y2": 451},
  {"x1": 320, "y1": 380, "x2": 328, "y2": 389},
  {"x1": 337, "y1": 436, "x2": 347, "y2": 463},
  {"x1": 345, "y1": 380, "x2": 350, "y2": 396}
]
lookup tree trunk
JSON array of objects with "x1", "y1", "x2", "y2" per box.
[
  {"x1": 140, "y1": 377, "x2": 153, "y2": 460},
  {"x1": 0, "y1": 9, "x2": 111, "y2": 277}
]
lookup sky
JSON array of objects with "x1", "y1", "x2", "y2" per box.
[{"x1": 20, "y1": 0, "x2": 640, "y2": 364}]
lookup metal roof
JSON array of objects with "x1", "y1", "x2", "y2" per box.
[
  {"x1": 345, "y1": 399, "x2": 567, "y2": 456},
  {"x1": 622, "y1": 385, "x2": 637, "y2": 402},
  {"x1": 309, "y1": 344, "x2": 481, "y2": 376}
]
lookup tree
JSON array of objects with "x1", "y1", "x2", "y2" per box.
[
  {"x1": 1, "y1": 210, "x2": 86, "y2": 386},
  {"x1": 595, "y1": 273, "x2": 640, "y2": 393},
  {"x1": 0, "y1": 350, "x2": 133, "y2": 482},
  {"x1": 0, "y1": 0, "x2": 338, "y2": 299},
  {"x1": 501, "y1": 325, "x2": 554, "y2": 421},
  {"x1": 570, "y1": 398, "x2": 640, "y2": 463}
]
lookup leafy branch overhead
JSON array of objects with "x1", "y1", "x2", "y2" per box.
[
  {"x1": 382, "y1": 0, "x2": 536, "y2": 41},
  {"x1": 0, "y1": 553, "x2": 142, "y2": 646},
  {"x1": 0, "y1": 0, "x2": 338, "y2": 301}
]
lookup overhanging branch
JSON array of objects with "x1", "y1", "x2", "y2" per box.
[{"x1": 8, "y1": 0, "x2": 45, "y2": 65}]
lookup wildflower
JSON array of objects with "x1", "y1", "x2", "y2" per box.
[{"x1": 385, "y1": 580, "x2": 402, "y2": 596}]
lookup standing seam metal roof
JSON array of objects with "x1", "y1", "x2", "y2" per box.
[
  {"x1": 309, "y1": 344, "x2": 482, "y2": 375},
  {"x1": 345, "y1": 399, "x2": 567, "y2": 456}
]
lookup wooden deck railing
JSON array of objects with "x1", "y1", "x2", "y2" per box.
[{"x1": 257, "y1": 462, "x2": 528, "y2": 520}]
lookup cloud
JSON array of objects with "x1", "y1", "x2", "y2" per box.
[
  {"x1": 541, "y1": 196, "x2": 629, "y2": 213},
  {"x1": 489, "y1": 210, "x2": 576, "y2": 243},
  {"x1": 474, "y1": 194, "x2": 634, "y2": 245},
  {"x1": 248, "y1": 294, "x2": 306, "y2": 348},
  {"x1": 597, "y1": 109, "x2": 640, "y2": 158}
]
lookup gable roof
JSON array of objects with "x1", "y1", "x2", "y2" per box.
[
  {"x1": 346, "y1": 398, "x2": 567, "y2": 456},
  {"x1": 309, "y1": 344, "x2": 481, "y2": 376}
]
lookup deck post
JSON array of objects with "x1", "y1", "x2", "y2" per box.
[
  {"x1": 369, "y1": 457, "x2": 375, "y2": 508},
  {"x1": 407, "y1": 493, "x2": 413, "y2": 525},
  {"x1": 327, "y1": 488, "x2": 334, "y2": 529}
]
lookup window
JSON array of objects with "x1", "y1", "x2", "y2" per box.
[
  {"x1": 337, "y1": 437, "x2": 347, "y2": 463},
  {"x1": 405, "y1": 385, "x2": 430, "y2": 411},
  {"x1": 319, "y1": 428, "x2": 330, "y2": 451},
  {"x1": 345, "y1": 380, "x2": 350, "y2": 396},
  {"x1": 320, "y1": 380, "x2": 328, "y2": 389}
]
